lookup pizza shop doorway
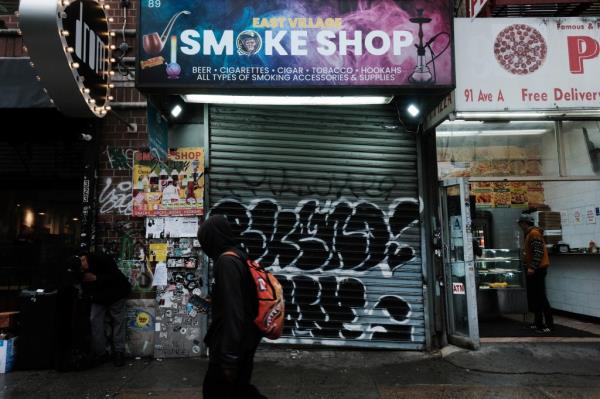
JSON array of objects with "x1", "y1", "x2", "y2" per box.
[{"x1": 435, "y1": 119, "x2": 600, "y2": 341}]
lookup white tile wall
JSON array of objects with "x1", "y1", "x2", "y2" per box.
[
  {"x1": 542, "y1": 122, "x2": 600, "y2": 249},
  {"x1": 546, "y1": 257, "x2": 600, "y2": 317}
]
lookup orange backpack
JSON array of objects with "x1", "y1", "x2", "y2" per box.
[{"x1": 222, "y1": 251, "x2": 285, "y2": 340}]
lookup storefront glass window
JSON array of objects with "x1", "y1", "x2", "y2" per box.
[
  {"x1": 436, "y1": 121, "x2": 559, "y2": 179},
  {"x1": 561, "y1": 121, "x2": 600, "y2": 177}
]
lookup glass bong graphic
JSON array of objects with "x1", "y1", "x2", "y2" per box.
[{"x1": 408, "y1": 9, "x2": 450, "y2": 84}]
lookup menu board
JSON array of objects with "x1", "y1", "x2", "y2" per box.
[{"x1": 472, "y1": 181, "x2": 543, "y2": 209}]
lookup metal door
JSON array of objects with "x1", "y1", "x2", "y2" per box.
[
  {"x1": 208, "y1": 104, "x2": 424, "y2": 349},
  {"x1": 439, "y1": 178, "x2": 479, "y2": 349}
]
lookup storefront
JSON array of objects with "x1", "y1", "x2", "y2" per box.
[
  {"x1": 430, "y1": 17, "x2": 600, "y2": 344},
  {"x1": 0, "y1": 50, "x2": 93, "y2": 310},
  {"x1": 16, "y1": 0, "x2": 459, "y2": 356},
  {"x1": 134, "y1": 0, "x2": 455, "y2": 351}
]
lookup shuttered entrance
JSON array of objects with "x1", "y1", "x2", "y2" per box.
[{"x1": 208, "y1": 104, "x2": 424, "y2": 349}]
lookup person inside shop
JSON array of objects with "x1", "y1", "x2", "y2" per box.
[
  {"x1": 198, "y1": 215, "x2": 266, "y2": 399},
  {"x1": 517, "y1": 213, "x2": 554, "y2": 333},
  {"x1": 77, "y1": 251, "x2": 132, "y2": 366}
]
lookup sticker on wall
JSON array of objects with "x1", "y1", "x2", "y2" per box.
[
  {"x1": 586, "y1": 207, "x2": 596, "y2": 224},
  {"x1": 573, "y1": 208, "x2": 583, "y2": 225},
  {"x1": 560, "y1": 211, "x2": 569, "y2": 226},
  {"x1": 450, "y1": 216, "x2": 462, "y2": 238},
  {"x1": 452, "y1": 282, "x2": 466, "y2": 295}
]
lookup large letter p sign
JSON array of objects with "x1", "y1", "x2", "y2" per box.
[{"x1": 568, "y1": 36, "x2": 600, "y2": 74}]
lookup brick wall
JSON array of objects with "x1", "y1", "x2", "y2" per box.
[{"x1": 95, "y1": 109, "x2": 147, "y2": 255}]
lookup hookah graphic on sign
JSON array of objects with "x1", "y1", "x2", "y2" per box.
[{"x1": 408, "y1": 9, "x2": 451, "y2": 84}]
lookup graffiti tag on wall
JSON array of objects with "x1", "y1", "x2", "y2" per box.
[
  {"x1": 99, "y1": 177, "x2": 132, "y2": 215},
  {"x1": 211, "y1": 198, "x2": 423, "y2": 344},
  {"x1": 211, "y1": 167, "x2": 408, "y2": 200}
]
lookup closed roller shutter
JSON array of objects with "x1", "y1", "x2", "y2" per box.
[{"x1": 208, "y1": 104, "x2": 424, "y2": 349}]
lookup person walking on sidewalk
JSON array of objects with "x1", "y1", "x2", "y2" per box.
[
  {"x1": 517, "y1": 213, "x2": 554, "y2": 333},
  {"x1": 198, "y1": 215, "x2": 266, "y2": 399},
  {"x1": 78, "y1": 252, "x2": 131, "y2": 366}
]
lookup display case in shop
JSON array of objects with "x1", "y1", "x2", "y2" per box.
[{"x1": 476, "y1": 248, "x2": 528, "y2": 317}]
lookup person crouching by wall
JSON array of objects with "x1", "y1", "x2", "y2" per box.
[{"x1": 78, "y1": 252, "x2": 131, "y2": 366}]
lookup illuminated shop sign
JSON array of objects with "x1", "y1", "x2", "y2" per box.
[
  {"x1": 19, "y1": 0, "x2": 114, "y2": 118},
  {"x1": 455, "y1": 17, "x2": 600, "y2": 111},
  {"x1": 137, "y1": 0, "x2": 453, "y2": 90}
]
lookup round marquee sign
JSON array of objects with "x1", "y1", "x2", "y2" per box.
[{"x1": 19, "y1": 0, "x2": 114, "y2": 118}]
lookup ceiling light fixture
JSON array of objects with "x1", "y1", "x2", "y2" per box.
[
  {"x1": 436, "y1": 129, "x2": 548, "y2": 137},
  {"x1": 183, "y1": 94, "x2": 393, "y2": 106},
  {"x1": 171, "y1": 104, "x2": 183, "y2": 118},
  {"x1": 407, "y1": 104, "x2": 420, "y2": 117}
]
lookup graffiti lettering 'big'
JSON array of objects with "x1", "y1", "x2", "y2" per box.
[{"x1": 211, "y1": 198, "x2": 422, "y2": 343}]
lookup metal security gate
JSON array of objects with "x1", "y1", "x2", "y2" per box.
[{"x1": 208, "y1": 104, "x2": 424, "y2": 349}]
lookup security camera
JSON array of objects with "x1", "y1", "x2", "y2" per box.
[{"x1": 80, "y1": 133, "x2": 93, "y2": 141}]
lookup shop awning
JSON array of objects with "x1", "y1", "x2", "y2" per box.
[{"x1": 0, "y1": 57, "x2": 53, "y2": 109}]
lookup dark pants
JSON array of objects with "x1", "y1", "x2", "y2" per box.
[
  {"x1": 203, "y1": 348, "x2": 264, "y2": 399},
  {"x1": 90, "y1": 298, "x2": 127, "y2": 357},
  {"x1": 527, "y1": 269, "x2": 554, "y2": 329}
]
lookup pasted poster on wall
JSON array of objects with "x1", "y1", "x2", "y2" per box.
[
  {"x1": 132, "y1": 148, "x2": 205, "y2": 217},
  {"x1": 137, "y1": 0, "x2": 453, "y2": 89}
]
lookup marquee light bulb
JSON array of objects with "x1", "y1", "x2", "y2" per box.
[{"x1": 61, "y1": 30, "x2": 70, "y2": 37}]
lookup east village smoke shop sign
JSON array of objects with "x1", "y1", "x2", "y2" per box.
[
  {"x1": 455, "y1": 17, "x2": 600, "y2": 111},
  {"x1": 19, "y1": 0, "x2": 114, "y2": 118},
  {"x1": 137, "y1": 0, "x2": 453, "y2": 89}
]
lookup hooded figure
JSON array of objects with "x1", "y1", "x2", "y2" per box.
[{"x1": 198, "y1": 215, "x2": 265, "y2": 399}]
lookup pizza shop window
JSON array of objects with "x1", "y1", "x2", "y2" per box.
[
  {"x1": 436, "y1": 121, "x2": 559, "y2": 179},
  {"x1": 561, "y1": 121, "x2": 600, "y2": 177}
]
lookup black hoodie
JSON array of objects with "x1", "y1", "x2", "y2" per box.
[
  {"x1": 198, "y1": 215, "x2": 260, "y2": 369},
  {"x1": 81, "y1": 253, "x2": 131, "y2": 305}
]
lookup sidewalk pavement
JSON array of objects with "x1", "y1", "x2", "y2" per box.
[{"x1": 2, "y1": 343, "x2": 600, "y2": 399}]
